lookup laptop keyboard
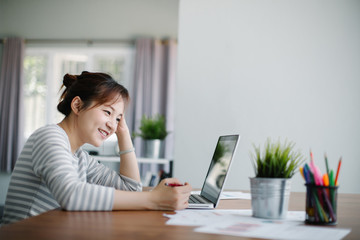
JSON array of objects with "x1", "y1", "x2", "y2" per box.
[{"x1": 188, "y1": 194, "x2": 209, "y2": 204}]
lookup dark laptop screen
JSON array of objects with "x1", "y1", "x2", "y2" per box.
[{"x1": 200, "y1": 135, "x2": 239, "y2": 205}]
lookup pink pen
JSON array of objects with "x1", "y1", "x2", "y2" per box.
[
  {"x1": 309, "y1": 160, "x2": 322, "y2": 186},
  {"x1": 314, "y1": 165, "x2": 323, "y2": 186},
  {"x1": 309, "y1": 160, "x2": 318, "y2": 184},
  {"x1": 310, "y1": 150, "x2": 314, "y2": 162}
]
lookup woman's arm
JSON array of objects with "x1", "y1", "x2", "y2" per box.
[
  {"x1": 32, "y1": 129, "x2": 116, "y2": 211},
  {"x1": 113, "y1": 178, "x2": 192, "y2": 211},
  {"x1": 116, "y1": 116, "x2": 141, "y2": 182},
  {"x1": 86, "y1": 152, "x2": 142, "y2": 191}
]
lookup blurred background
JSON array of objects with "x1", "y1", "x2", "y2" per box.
[{"x1": 0, "y1": 0, "x2": 359, "y2": 209}]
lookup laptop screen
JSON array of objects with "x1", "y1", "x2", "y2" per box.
[{"x1": 200, "y1": 135, "x2": 239, "y2": 205}]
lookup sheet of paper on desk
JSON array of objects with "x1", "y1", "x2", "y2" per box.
[
  {"x1": 164, "y1": 209, "x2": 303, "y2": 226},
  {"x1": 165, "y1": 209, "x2": 251, "y2": 226},
  {"x1": 196, "y1": 217, "x2": 351, "y2": 240},
  {"x1": 164, "y1": 210, "x2": 351, "y2": 240},
  {"x1": 190, "y1": 191, "x2": 251, "y2": 200}
]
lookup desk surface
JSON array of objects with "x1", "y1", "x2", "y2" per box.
[{"x1": 0, "y1": 192, "x2": 359, "y2": 240}]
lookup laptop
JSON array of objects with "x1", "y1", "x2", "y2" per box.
[{"x1": 187, "y1": 134, "x2": 240, "y2": 209}]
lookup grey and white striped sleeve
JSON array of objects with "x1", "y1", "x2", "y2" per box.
[
  {"x1": 31, "y1": 129, "x2": 115, "y2": 211},
  {"x1": 85, "y1": 151, "x2": 142, "y2": 192}
]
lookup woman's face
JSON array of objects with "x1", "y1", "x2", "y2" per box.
[{"x1": 76, "y1": 98, "x2": 124, "y2": 147}]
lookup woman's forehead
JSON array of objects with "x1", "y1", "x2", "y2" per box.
[
  {"x1": 90, "y1": 97, "x2": 124, "y2": 112},
  {"x1": 104, "y1": 98, "x2": 124, "y2": 109}
]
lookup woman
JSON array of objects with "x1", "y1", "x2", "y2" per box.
[{"x1": 2, "y1": 71, "x2": 191, "y2": 225}]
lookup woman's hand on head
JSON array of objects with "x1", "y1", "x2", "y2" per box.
[
  {"x1": 148, "y1": 178, "x2": 192, "y2": 211},
  {"x1": 116, "y1": 114, "x2": 130, "y2": 135}
]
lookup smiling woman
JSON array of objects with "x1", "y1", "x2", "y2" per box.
[
  {"x1": 2, "y1": 71, "x2": 192, "y2": 225},
  {"x1": 58, "y1": 72, "x2": 129, "y2": 117},
  {"x1": 57, "y1": 72, "x2": 130, "y2": 152}
]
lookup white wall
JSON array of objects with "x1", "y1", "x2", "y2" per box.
[{"x1": 175, "y1": 0, "x2": 360, "y2": 193}]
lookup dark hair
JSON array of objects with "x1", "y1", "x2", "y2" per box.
[{"x1": 57, "y1": 71, "x2": 129, "y2": 116}]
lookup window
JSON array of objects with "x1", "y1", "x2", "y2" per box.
[{"x1": 23, "y1": 46, "x2": 134, "y2": 138}]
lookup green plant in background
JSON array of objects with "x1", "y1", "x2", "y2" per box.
[
  {"x1": 251, "y1": 138, "x2": 305, "y2": 178},
  {"x1": 135, "y1": 114, "x2": 169, "y2": 140}
]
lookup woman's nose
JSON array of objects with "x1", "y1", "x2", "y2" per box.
[{"x1": 106, "y1": 119, "x2": 117, "y2": 130}]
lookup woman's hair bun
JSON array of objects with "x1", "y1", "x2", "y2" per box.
[{"x1": 63, "y1": 74, "x2": 77, "y2": 88}]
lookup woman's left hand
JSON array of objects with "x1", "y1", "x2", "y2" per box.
[
  {"x1": 115, "y1": 115, "x2": 134, "y2": 153},
  {"x1": 116, "y1": 115, "x2": 130, "y2": 135}
]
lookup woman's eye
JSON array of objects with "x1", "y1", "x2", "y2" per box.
[
  {"x1": 116, "y1": 117, "x2": 121, "y2": 123},
  {"x1": 104, "y1": 110, "x2": 111, "y2": 115}
]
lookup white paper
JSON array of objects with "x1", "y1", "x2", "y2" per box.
[
  {"x1": 164, "y1": 209, "x2": 304, "y2": 226},
  {"x1": 164, "y1": 210, "x2": 351, "y2": 240},
  {"x1": 164, "y1": 209, "x2": 252, "y2": 226},
  {"x1": 196, "y1": 217, "x2": 351, "y2": 240}
]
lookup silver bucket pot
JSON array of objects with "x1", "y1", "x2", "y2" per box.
[
  {"x1": 144, "y1": 139, "x2": 164, "y2": 159},
  {"x1": 250, "y1": 177, "x2": 291, "y2": 219}
]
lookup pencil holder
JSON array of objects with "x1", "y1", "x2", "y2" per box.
[{"x1": 305, "y1": 183, "x2": 338, "y2": 225}]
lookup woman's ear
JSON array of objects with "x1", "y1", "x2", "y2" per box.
[{"x1": 71, "y1": 96, "x2": 83, "y2": 115}]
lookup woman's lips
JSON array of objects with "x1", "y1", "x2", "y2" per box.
[{"x1": 98, "y1": 129, "x2": 109, "y2": 138}]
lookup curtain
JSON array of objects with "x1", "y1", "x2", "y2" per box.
[
  {"x1": 0, "y1": 37, "x2": 25, "y2": 172},
  {"x1": 127, "y1": 38, "x2": 177, "y2": 159}
]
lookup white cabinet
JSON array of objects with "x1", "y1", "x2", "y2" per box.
[{"x1": 92, "y1": 156, "x2": 173, "y2": 187}]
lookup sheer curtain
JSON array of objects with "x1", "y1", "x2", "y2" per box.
[
  {"x1": 0, "y1": 38, "x2": 25, "y2": 172},
  {"x1": 127, "y1": 38, "x2": 177, "y2": 159}
]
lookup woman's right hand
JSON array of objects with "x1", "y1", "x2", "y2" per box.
[{"x1": 148, "y1": 178, "x2": 192, "y2": 210}]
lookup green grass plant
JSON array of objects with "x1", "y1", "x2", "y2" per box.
[
  {"x1": 135, "y1": 114, "x2": 168, "y2": 140},
  {"x1": 251, "y1": 138, "x2": 305, "y2": 178}
]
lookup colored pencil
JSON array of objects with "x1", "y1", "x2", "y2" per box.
[
  {"x1": 324, "y1": 153, "x2": 330, "y2": 176},
  {"x1": 335, "y1": 158, "x2": 342, "y2": 186}
]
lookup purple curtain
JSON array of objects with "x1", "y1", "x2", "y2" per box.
[
  {"x1": 127, "y1": 38, "x2": 177, "y2": 159},
  {"x1": 0, "y1": 37, "x2": 25, "y2": 172}
]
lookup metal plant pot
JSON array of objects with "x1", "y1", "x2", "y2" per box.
[
  {"x1": 144, "y1": 139, "x2": 164, "y2": 158},
  {"x1": 250, "y1": 177, "x2": 292, "y2": 219}
]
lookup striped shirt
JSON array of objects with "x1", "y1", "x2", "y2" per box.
[{"x1": 2, "y1": 124, "x2": 142, "y2": 225}]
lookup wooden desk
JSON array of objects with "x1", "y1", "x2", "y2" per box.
[{"x1": 1, "y1": 192, "x2": 359, "y2": 240}]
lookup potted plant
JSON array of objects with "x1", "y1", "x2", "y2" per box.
[
  {"x1": 250, "y1": 138, "x2": 305, "y2": 219},
  {"x1": 135, "y1": 114, "x2": 169, "y2": 158}
]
